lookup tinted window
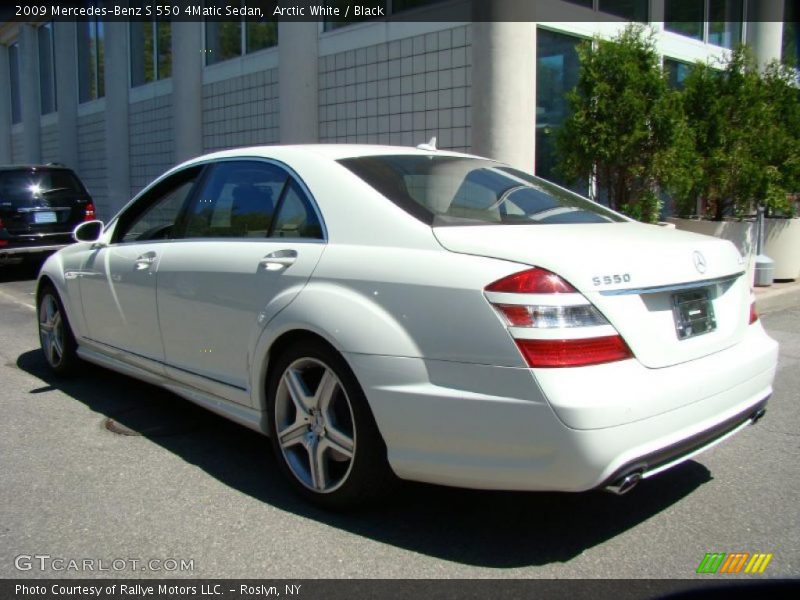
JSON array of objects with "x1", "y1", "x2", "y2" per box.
[
  {"x1": 183, "y1": 161, "x2": 288, "y2": 239},
  {"x1": 0, "y1": 169, "x2": 86, "y2": 207},
  {"x1": 339, "y1": 155, "x2": 623, "y2": 226},
  {"x1": 271, "y1": 180, "x2": 323, "y2": 239},
  {"x1": 117, "y1": 171, "x2": 199, "y2": 243}
]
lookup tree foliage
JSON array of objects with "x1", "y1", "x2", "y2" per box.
[
  {"x1": 677, "y1": 47, "x2": 798, "y2": 220},
  {"x1": 556, "y1": 27, "x2": 800, "y2": 223},
  {"x1": 556, "y1": 25, "x2": 681, "y2": 223}
]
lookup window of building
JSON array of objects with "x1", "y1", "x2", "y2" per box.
[
  {"x1": 562, "y1": 0, "x2": 648, "y2": 21},
  {"x1": 665, "y1": 0, "x2": 744, "y2": 49},
  {"x1": 535, "y1": 29, "x2": 583, "y2": 188},
  {"x1": 205, "y1": 1, "x2": 277, "y2": 65},
  {"x1": 782, "y1": 0, "x2": 798, "y2": 67},
  {"x1": 323, "y1": 0, "x2": 385, "y2": 32},
  {"x1": 77, "y1": 19, "x2": 104, "y2": 103},
  {"x1": 392, "y1": 0, "x2": 446, "y2": 11},
  {"x1": 598, "y1": 0, "x2": 648, "y2": 21},
  {"x1": 665, "y1": 0, "x2": 704, "y2": 40},
  {"x1": 38, "y1": 23, "x2": 57, "y2": 114},
  {"x1": 664, "y1": 58, "x2": 691, "y2": 89},
  {"x1": 130, "y1": 20, "x2": 171, "y2": 87},
  {"x1": 707, "y1": 0, "x2": 743, "y2": 49},
  {"x1": 8, "y1": 42, "x2": 22, "y2": 124}
]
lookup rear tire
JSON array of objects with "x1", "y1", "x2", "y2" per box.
[
  {"x1": 37, "y1": 284, "x2": 80, "y2": 376},
  {"x1": 266, "y1": 339, "x2": 397, "y2": 509}
]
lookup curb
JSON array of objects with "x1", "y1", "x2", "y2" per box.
[{"x1": 755, "y1": 283, "x2": 800, "y2": 315}]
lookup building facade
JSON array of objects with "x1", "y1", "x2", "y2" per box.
[{"x1": 0, "y1": 0, "x2": 790, "y2": 220}]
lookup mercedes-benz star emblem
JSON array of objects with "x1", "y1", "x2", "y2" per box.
[{"x1": 693, "y1": 251, "x2": 707, "y2": 274}]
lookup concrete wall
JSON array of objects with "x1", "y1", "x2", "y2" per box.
[
  {"x1": 11, "y1": 132, "x2": 24, "y2": 164},
  {"x1": 77, "y1": 112, "x2": 108, "y2": 217},
  {"x1": 318, "y1": 25, "x2": 471, "y2": 151},
  {"x1": 40, "y1": 122, "x2": 59, "y2": 164},
  {"x1": 202, "y1": 69, "x2": 280, "y2": 152},
  {"x1": 129, "y1": 95, "x2": 174, "y2": 198}
]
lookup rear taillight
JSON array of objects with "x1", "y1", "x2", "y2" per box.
[
  {"x1": 749, "y1": 301, "x2": 758, "y2": 324},
  {"x1": 485, "y1": 267, "x2": 633, "y2": 368},
  {"x1": 0, "y1": 218, "x2": 6, "y2": 246},
  {"x1": 516, "y1": 337, "x2": 633, "y2": 368},
  {"x1": 486, "y1": 268, "x2": 577, "y2": 294},
  {"x1": 84, "y1": 202, "x2": 96, "y2": 221}
]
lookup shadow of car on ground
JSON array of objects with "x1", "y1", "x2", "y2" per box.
[{"x1": 16, "y1": 348, "x2": 711, "y2": 568}]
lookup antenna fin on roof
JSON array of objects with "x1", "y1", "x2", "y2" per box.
[{"x1": 416, "y1": 136, "x2": 437, "y2": 151}]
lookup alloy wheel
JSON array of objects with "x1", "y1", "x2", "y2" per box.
[
  {"x1": 39, "y1": 293, "x2": 65, "y2": 368},
  {"x1": 274, "y1": 357, "x2": 356, "y2": 493}
]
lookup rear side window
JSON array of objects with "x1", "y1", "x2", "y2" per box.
[
  {"x1": 183, "y1": 161, "x2": 287, "y2": 239},
  {"x1": 271, "y1": 180, "x2": 323, "y2": 239},
  {"x1": 0, "y1": 168, "x2": 87, "y2": 206},
  {"x1": 338, "y1": 155, "x2": 624, "y2": 226},
  {"x1": 182, "y1": 160, "x2": 323, "y2": 240}
]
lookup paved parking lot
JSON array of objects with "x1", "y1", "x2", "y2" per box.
[{"x1": 0, "y1": 260, "x2": 798, "y2": 579}]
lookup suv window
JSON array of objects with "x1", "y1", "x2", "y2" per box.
[
  {"x1": 0, "y1": 168, "x2": 87, "y2": 207},
  {"x1": 338, "y1": 155, "x2": 624, "y2": 226},
  {"x1": 116, "y1": 168, "x2": 201, "y2": 243}
]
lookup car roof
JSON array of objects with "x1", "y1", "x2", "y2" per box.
[{"x1": 179, "y1": 144, "x2": 481, "y2": 168}]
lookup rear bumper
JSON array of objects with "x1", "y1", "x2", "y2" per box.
[
  {"x1": 346, "y1": 324, "x2": 778, "y2": 492},
  {"x1": 0, "y1": 232, "x2": 72, "y2": 262},
  {"x1": 0, "y1": 243, "x2": 69, "y2": 262}
]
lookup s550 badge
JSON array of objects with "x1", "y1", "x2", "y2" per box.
[{"x1": 592, "y1": 273, "x2": 631, "y2": 286}]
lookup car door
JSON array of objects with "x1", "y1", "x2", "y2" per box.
[
  {"x1": 156, "y1": 159, "x2": 326, "y2": 401},
  {"x1": 79, "y1": 167, "x2": 202, "y2": 372}
]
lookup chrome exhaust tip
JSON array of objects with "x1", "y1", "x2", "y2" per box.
[
  {"x1": 604, "y1": 471, "x2": 642, "y2": 495},
  {"x1": 751, "y1": 408, "x2": 767, "y2": 425}
]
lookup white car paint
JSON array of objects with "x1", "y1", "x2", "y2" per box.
[{"x1": 39, "y1": 144, "x2": 778, "y2": 494}]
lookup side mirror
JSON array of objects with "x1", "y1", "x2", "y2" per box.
[{"x1": 73, "y1": 220, "x2": 104, "y2": 243}]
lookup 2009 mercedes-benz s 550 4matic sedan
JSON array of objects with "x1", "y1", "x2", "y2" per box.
[{"x1": 37, "y1": 145, "x2": 778, "y2": 508}]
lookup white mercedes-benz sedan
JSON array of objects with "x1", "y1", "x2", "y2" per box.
[{"x1": 37, "y1": 145, "x2": 778, "y2": 508}]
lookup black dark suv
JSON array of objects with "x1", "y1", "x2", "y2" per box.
[{"x1": 0, "y1": 165, "x2": 95, "y2": 265}]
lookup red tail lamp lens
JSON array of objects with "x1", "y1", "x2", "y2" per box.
[
  {"x1": 516, "y1": 336, "x2": 633, "y2": 368},
  {"x1": 486, "y1": 268, "x2": 577, "y2": 294}
]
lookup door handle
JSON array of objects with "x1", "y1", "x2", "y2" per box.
[
  {"x1": 134, "y1": 252, "x2": 157, "y2": 271},
  {"x1": 259, "y1": 249, "x2": 298, "y2": 271}
]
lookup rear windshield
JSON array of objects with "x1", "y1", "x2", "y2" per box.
[
  {"x1": 338, "y1": 155, "x2": 624, "y2": 226},
  {"x1": 0, "y1": 169, "x2": 86, "y2": 204}
]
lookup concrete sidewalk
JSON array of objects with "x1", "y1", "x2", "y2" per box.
[{"x1": 755, "y1": 279, "x2": 800, "y2": 314}]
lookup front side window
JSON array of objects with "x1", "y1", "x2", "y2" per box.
[
  {"x1": 8, "y1": 42, "x2": 22, "y2": 124},
  {"x1": 116, "y1": 169, "x2": 200, "y2": 243},
  {"x1": 77, "y1": 18, "x2": 104, "y2": 102},
  {"x1": 38, "y1": 23, "x2": 57, "y2": 114},
  {"x1": 339, "y1": 155, "x2": 624, "y2": 226},
  {"x1": 130, "y1": 20, "x2": 172, "y2": 87}
]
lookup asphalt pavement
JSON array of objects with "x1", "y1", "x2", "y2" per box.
[{"x1": 0, "y1": 260, "x2": 798, "y2": 579}]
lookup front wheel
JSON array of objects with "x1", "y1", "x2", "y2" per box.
[
  {"x1": 38, "y1": 284, "x2": 80, "y2": 376},
  {"x1": 266, "y1": 340, "x2": 396, "y2": 509}
]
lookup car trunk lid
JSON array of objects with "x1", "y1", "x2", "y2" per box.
[{"x1": 434, "y1": 222, "x2": 750, "y2": 369}]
